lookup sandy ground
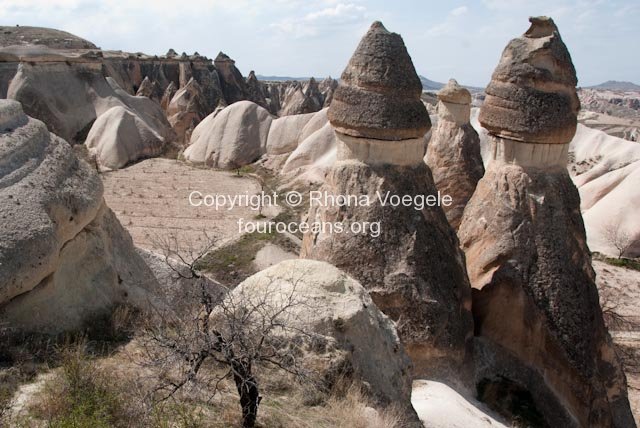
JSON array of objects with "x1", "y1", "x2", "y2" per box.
[
  {"x1": 101, "y1": 158, "x2": 278, "y2": 256},
  {"x1": 579, "y1": 110, "x2": 640, "y2": 140},
  {"x1": 412, "y1": 380, "x2": 508, "y2": 428}
]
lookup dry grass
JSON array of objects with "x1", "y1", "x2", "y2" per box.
[{"x1": 6, "y1": 340, "x2": 406, "y2": 428}]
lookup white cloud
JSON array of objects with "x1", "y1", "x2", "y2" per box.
[
  {"x1": 305, "y1": 3, "x2": 365, "y2": 21},
  {"x1": 271, "y1": 2, "x2": 367, "y2": 38},
  {"x1": 450, "y1": 6, "x2": 469, "y2": 16}
]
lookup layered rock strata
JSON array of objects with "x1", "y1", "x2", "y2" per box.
[
  {"x1": 301, "y1": 21, "x2": 473, "y2": 381},
  {"x1": 0, "y1": 100, "x2": 158, "y2": 333},
  {"x1": 458, "y1": 17, "x2": 635, "y2": 428}
]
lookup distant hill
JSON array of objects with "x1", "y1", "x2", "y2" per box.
[
  {"x1": 257, "y1": 75, "x2": 314, "y2": 82},
  {"x1": 258, "y1": 74, "x2": 484, "y2": 92},
  {"x1": 0, "y1": 25, "x2": 97, "y2": 49},
  {"x1": 419, "y1": 75, "x2": 484, "y2": 93},
  {"x1": 586, "y1": 81, "x2": 640, "y2": 91},
  {"x1": 419, "y1": 76, "x2": 445, "y2": 90}
]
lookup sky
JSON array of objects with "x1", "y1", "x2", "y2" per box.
[{"x1": 1, "y1": 0, "x2": 638, "y2": 87}]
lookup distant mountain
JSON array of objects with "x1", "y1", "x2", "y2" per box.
[
  {"x1": 419, "y1": 75, "x2": 484, "y2": 93},
  {"x1": 257, "y1": 74, "x2": 485, "y2": 92},
  {"x1": 256, "y1": 75, "x2": 313, "y2": 82},
  {"x1": 419, "y1": 76, "x2": 445, "y2": 90},
  {"x1": 586, "y1": 81, "x2": 640, "y2": 91}
]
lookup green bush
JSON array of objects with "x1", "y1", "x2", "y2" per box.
[
  {"x1": 32, "y1": 342, "x2": 123, "y2": 428},
  {"x1": 603, "y1": 257, "x2": 640, "y2": 271}
]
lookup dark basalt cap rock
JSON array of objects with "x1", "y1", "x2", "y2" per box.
[
  {"x1": 479, "y1": 16, "x2": 580, "y2": 144},
  {"x1": 328, "y1": 21, "x2": 430, "y2": 141}
]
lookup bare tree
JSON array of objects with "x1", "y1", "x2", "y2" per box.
[
  {"x1": 602, "y1": 220, "x2": 634, "y2": 259},
  {"x1": 599, "y1": 283, "x2": 640, "y2": 387},
  {"x1": 141, "y1": 233, "x2": 319, "y2": 428}
]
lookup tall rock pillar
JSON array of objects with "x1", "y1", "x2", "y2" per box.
[
  {"x1": 302, "y1": 21, "x2": 473, "y2": 382},
  {"x1": 425, "y1": 79, "x2": 484, "y2": 229},
  {"x1": 458, "y1": 17, "x2": 635, "y2": 428}
]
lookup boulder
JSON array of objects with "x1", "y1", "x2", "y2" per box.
[
  {"x1": 229, "y1": 259, "x2": 420, "y2": 422},
  {"x1": 183, "y1": 101, "x2": 272, "y2": 169},
  {"x1": 425, "y1": 79, "x2": 484, "y2": 229},
  {"x1": 85, "y1": 106, "x2": 166, "y2": 170},
  {"x1": 458, "y1": 17, "x2": 635, "y2": 428},
  {"x1": 0, "y1": 100, "x2": 158, "y2": 333}
]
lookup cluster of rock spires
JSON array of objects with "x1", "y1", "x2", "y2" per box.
[
  {"x1": 0, "y1": 28, "x2": 336, "y2": 170},
  {"x1": 264, "y1": 76, "x2": 336, "y2": 116},
  {"x1": 458, "y1": 17, "x2": 634, "y2": 427}
]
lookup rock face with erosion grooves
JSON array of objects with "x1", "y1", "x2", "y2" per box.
[
  {"x1": 265, "y1": 111, "x2": 316, "y2": 155},
  {"x1": 0, "y1": 100, "x2": 158, "y2": 333},
  {"x1": 277, "y1": 109, "x2": 338, "y2": 186},
  {"x1": 569, "y1": 124, "x2": 640, "y2": 258},
  {"x1": 245, "y1": 70, "x2": 268, "y2": 109},
  {"x1": 425, "y1": 79, "x2": 484, "y2": 229},
  {"x1": 214, "y1": 52, "x2": 249, "y2": 104},
  {"x1": 6, "y1": 61, "x2": 174, "y2": 147},
  {"x1": 458, "y1": 17, "x2": 635, "y2": 428},
  {"x1": 301, "y1": 21, "x2": 473, "y2": 381},
  {"x1": 166, "y1": 77, "x2": 209, "y2": 144},
  {"x1": 183, "y1": 101, "x2": 272, "y2": 169},
  {"x1": 226, "y1": 259, "x2": 421, "y2": 425}
]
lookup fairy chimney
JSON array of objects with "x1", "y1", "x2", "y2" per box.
[
  {"x1": 302, "y1": 21, "x2": 473, "y2": 382},
  {"x1": 458, "y1": 17, "x2": 635, "y2": 428}
]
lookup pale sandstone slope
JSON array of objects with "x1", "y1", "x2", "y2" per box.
[
  {"x1": 569, "y1": 124, "x2": 640, "y2": 257},
  {"x1": 0, "y1": 99, "x2": 158, "y2": 333},
  {"x1": 85, "y1": 105, "x2": 166, "y2": 170},
  {"x1": 184, "y1": 101, "x2": 272, "y2": 169}
]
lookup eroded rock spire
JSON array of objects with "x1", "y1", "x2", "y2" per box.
[{"x1": 458, "y1": 17, "x2": 635, "y2": 428}]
